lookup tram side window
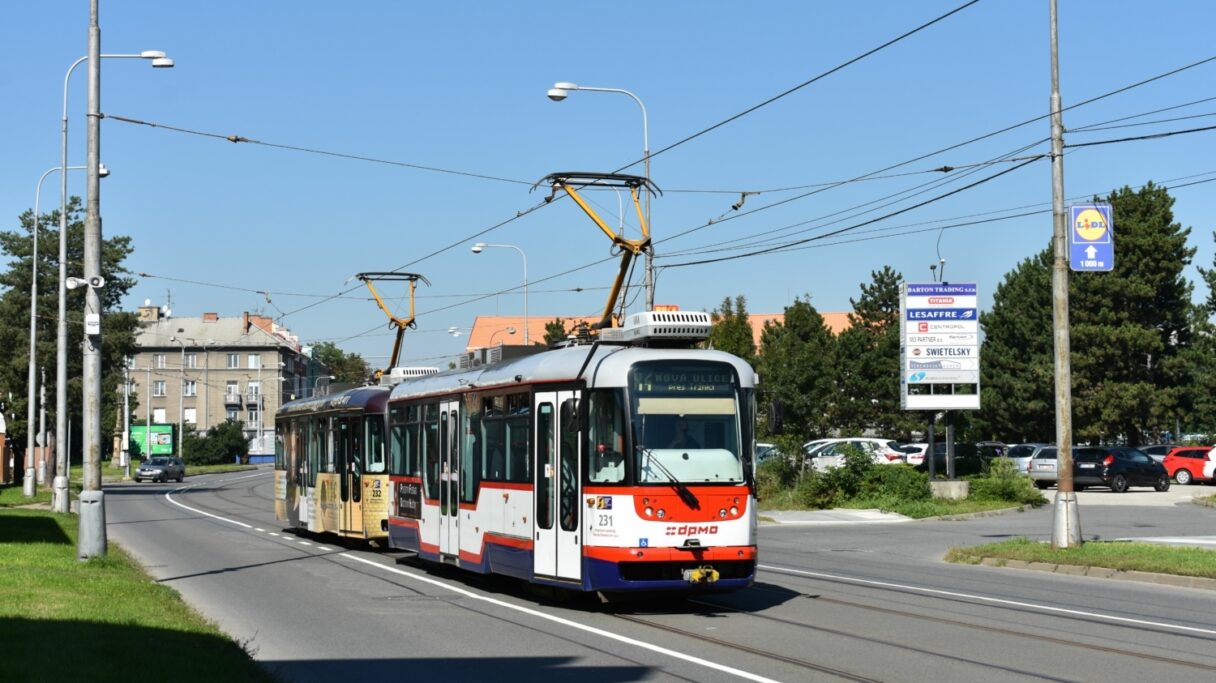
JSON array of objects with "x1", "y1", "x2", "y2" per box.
[
  {"x1": 462, "y1": 409, "x2": 479, "y2": 503},
  {"x1": 308, "y1": 418, "x2": 323, "y2": 487},
  {"x1": 588, "y1": 390, "x2": 627, "y2": 484},
  {"x1": 482, "y1": 411, "x2": 506, "y2": 481},
  {"x1": 506, "y1": 394, "x2": 531, "y2": 484},
  {"x1": 274, "y1": 431, "x2": 285, "y2": 470},
  {"x1": 423, "y1": 403, "x2": 440, "y2": 500},
  {"x1": 536, "y1": 403, "x2": 554, "y2": 530},
  {"x1": 389, "y1": 404, "x2": 408, "y2": 475},
  {"x1": 366, "y1": 416, "x2": 386, "y2": 474}
]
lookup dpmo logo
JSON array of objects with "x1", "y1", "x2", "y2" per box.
[{"x1": 665, "y1": 525, "x2": 718, "y2": 536}]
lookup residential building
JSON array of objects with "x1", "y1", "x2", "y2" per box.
[{"x1": 131, "y1": 304, "x2": 328, "y2": 455}]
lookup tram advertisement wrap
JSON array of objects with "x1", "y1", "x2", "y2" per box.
[
  {"x1": 396, "y1": 481, "x2": 422, "y2": 519},
  {"x1": 363, "y1": 476, "x2": 388, "y2": 526}
]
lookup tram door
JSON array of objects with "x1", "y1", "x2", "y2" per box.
[
  {"x1": 438, "y1": 400, "x2": 461, "y2": 557},
  {"x1": 343, "y1": 417, "x2": 365, "y2": 535},
  {"x1": 533, "y1": 390, "x2": 582, "y2": 582}
]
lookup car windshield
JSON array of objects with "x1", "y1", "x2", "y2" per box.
[
  {"x1": 1035, "y1": 448, "x2": 1057, "y2": 461},
  {"x1": 146, "y1": 457, "x2": 170, "y2": 466},
  {"x1": 1007, "y1": 445, "x2": 1036, "y2": 458},
  {"x1": 1073, "y1": 449, "x2": 1108, "y2": 462}
]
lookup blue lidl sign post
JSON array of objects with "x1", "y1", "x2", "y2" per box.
[{"x1": 1069, "y1": 203, "x2": 1114, "y2": 272}]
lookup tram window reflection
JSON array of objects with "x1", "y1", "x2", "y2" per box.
[{"x1": 588, "y1": 391, "x2": 626, "y2": 484}]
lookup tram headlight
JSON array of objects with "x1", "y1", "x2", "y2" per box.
[
  {"x1": 657, "y1": 508, "x2": 666, "y2": 519},
  {"x1": 644, "y1": 506, "x2": 654, "y2": 517},
  {"x1": 719, "y1": 508, "x2": 728, "y2": 518},
  {"x1": 730, "y1": 506, "x2": 739, "y2": 516}
]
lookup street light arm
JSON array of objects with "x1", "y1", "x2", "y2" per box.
[{"x1": 568, "y1": 86, "x2": 649, "y2": 156}]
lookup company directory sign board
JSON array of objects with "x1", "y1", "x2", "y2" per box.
[{"x1": 900, "y1": 282, "x2": 981, "y2": 410}]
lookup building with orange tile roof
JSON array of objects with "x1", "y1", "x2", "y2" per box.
[{"x1": 466, "y1": 311, "x2": 853, "y2": 352}]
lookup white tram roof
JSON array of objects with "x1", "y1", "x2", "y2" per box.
[{"x1": 389, "y1": 345, "x2": 756, "y2": 403}]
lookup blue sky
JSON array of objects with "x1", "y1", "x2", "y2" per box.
[{"x1": 3, "y1": 1, "x2": 1214, "y2": 369}]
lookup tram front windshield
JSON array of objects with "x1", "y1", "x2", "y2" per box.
[{"x1": 629, "y1": 360, "x2": 744, "y2": 484}]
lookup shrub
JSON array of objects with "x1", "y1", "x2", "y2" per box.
[
  {"x1": 793, "y1": 470, "x2": 841, "y2": 509},
  {"x1": 860, "y1": 465, "x2": 931, "y2": 501},
  {"x1": 968, "y1": 458, "x2": 1047, "y2": 505},
  {"x1": 184, "y1": 419, "x2": 250, "y2": 466},
  {"x1": 755, "y1": 456, "x2": 798, "y2": 501}
]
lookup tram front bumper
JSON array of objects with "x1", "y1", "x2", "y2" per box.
[{"x1": 682, "y1": 565, "x2": 721, "y2": 584}]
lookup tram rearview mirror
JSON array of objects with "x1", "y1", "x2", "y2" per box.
[
  {"x1": 768, "y1": 400, "x2": 784, "y2": 435},
  {"x1": 561, "y1": 398, "x2": 579, "y2": 431}
]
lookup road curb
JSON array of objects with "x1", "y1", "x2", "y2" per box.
[
  {"x1": 924, "y1": 504, "x2": 1033, "y2": 521},
  {"x1": 976, "y1": 556, "x2": 1216, "y2": 592},
  {"x1": 1194, "y1": 495, "x2": 1216, "y2": 509}
]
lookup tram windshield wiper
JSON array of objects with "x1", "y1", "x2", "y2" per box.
[{"x1": 637, "y1": 446, "x2": 700, "y2": 510}]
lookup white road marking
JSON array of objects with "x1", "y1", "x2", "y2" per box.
[
  {"x1": 255, "y1": 528, "x2": 265, "y2": 532},
  {"x1": 760, "y1": 564, "x2": 1216, "y2": 637},
  {"x1": 298, "y1": 541, "x2": 312, "y2": 546},
  {"x1": 269, "y1": 532, "x2": 280, "y2": 537},
  {"x1": 341, "y1": 554, "x2": 781, "y2": 683}
]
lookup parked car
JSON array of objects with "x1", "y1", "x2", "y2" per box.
[
  {"x1": 1206, "y1": 448, "x2": 1216, "y2": 482},
  {"x1": 1028, "y1": 447, "x2": 1060, "y2": 489},
  {"x1": 898, "y1": 443, "x2": 928, "y2": 467},
  {"x1": 1162, "y1": 446, "x2": 1216, "y2": 485},
  {"x1": 1073, "y1": 446, "x2": 1170, "y2": 492},
  {"x1": 754, "y1": 442, "x2": 782, "y2": 465},
  {"x1": 1139, "y1": 444, "x2": 1179, "y2": 463},
  {"x1": 134, "y1": 456, "x2": 185, "y2": 483},
  {"x1": 1005, "y1": 443, "x2": 1052, "y2": 474},
  {"x1": 806, "y1": 438, "x2": 905, "y2": 471}
]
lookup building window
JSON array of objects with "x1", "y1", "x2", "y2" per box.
[
  {"x1": 225, "y1": 381, "x2": 239, "y2": 399},
  {"x1": 249, "y1": 408, "x2": 259, "y2": 424},
  {"x1": 153, "y1": 380, "x2": 166, "y2": 397},
  {"x1": 227, "y1": 353, "x2": 239, "y2": 369},
  {"x1": 248, "y1": 353, "x2": 261, "y2": 369},
  {"x1": 226, "y1": 408, "x2": 239, "y2": 421},
  {"x1": 184, "y1": 380, "x2": 197, "y2": 397},
  {"x1": 247, "y1": 380, "x2": 261, "y2": 399},
  {"x1": 153, "y1": 408, "x2": 167, "y2": 423},
  {"x1": 184, "y1": 408, "x2": 197, "y2": 425},
  {"x1": 185, "y1": 353, "x2": 198, "y2": 369},
  {"x1": 154, "y1": 353, "x2": 166, "y2": 369}
]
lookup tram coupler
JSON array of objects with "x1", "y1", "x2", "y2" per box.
[{"x1": 682, "y1": 565, "x2": 720, "y2": 584}]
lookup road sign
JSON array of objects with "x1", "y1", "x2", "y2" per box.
[
  {"x1": 900, "y1": 282, "x2": 981, "y2": 410},
  {"x1": 1069, "y1": 203, "x2": 1114, "y2": 272}
]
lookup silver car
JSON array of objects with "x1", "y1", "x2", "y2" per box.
[
  {"x1": 1005, "y1": 443, "x2": 1052, "y2": 474},
  {"x1": 135, "y1": 456, "x2": 185, "y2": 483},
  {"x1": 1027, "y1": 447, "x2": 1060, "y2": 489}
]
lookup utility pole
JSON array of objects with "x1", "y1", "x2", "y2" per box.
[
  {"x1": 122, "y1": 361, "x2": 131, "y2": 480},
  {"x1": 1049, "y1": 0, "x2": 1081, "y2": 548},
  {"x1": 79, "y1": 0, "x2": 107, "y2": 559},
  {"x1": 38, "y1": 368, "x2": 47, "y2": 485}
]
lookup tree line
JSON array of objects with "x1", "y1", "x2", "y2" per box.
[{"x1": 709, "y1": 183, "x2": 1215, "y2": 446}]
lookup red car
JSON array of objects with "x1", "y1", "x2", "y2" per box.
[{"x1": 1162, "y1": 446, "x2": 1215, "y2": 485}]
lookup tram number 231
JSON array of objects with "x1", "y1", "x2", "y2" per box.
[{"x1": 596, "y1": 513, "x2": 613, "y2": 527}]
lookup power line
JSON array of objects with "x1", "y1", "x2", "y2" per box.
[
  {"x1": 104, "y1": 113, "x2": 533, "y2": 186},
  {"x1": 620, "y1": 0, "x2": 982, "y2": 172},
  {"x1": 663, "y1": 157, "x2": 1042, "y2": 268},
  {"x1": 1063, "y1": 123, "x2": 1216, "y2": 149}
]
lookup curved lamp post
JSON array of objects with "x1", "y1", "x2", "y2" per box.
[
  {"x1": 53, "y1": 49, "x2": 173, "y2": 512},
  {"x1": 547, "y1": 81, "x2": 653, "y2": 310},
  {"x1": 471, "y1": 243, "x2": 528, "y2": 346}
]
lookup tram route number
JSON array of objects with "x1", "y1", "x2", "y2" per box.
[{"x1": 597, "y1": 513, "x2": 613, "y2": 527}]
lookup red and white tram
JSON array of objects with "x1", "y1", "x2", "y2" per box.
[{"x1": 386, "y1": 312, "x2": 758, "y2": 594}]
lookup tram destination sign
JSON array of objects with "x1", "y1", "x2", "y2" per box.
[
  {"x1": 632, "y1": 364, "x2": 735, "y2": 395},
  {"x1": 899, "y1": 282, "x2": 981, "y2": 410}
]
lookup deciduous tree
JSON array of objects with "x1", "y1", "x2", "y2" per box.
[
  {"x1": 756, "y1": 296, "x2": 837, "y2": 441},
  {"x1": 708, "y1": 295, "x2": 756, "y2": 366}
]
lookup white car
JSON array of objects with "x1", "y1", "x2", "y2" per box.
[
  {"x1": 898, "y1": 443, "x2": 928, "y2": 466},
  {"x1": 1205, "y1": 448, "x2": 1216, "y2": 481},
  {"x1": 806, "y1": 438, "x2": 906, "y2": 471}
]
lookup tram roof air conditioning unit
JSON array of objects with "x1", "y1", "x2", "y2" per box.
[
  {"x1": 600, "y1": 311, "x2": 712, "y2": 346},
  {"x1": 381, "y1": 366, "x2": 440, "y2": 385}
]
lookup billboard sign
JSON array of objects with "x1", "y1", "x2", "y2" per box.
[
  {"x1": 130, "y1": 424, "x2": 176, "y2": 457},
  {"x1": 900, "y1": 283, "x2": 981, "y2": 410}
]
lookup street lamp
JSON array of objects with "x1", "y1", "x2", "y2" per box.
[
  {"x1": 489, "y1": 326, "x2": 517, "y2": 347},
  {"x1": 54, "y1": 48, "x2": 173, "y2": 514},
  {"x1": 168, "y1": 335, "x2": 187, "y2": 458},
  {"x1": 25, "y1": 164, "x2": 107, "y2": 496},
  {"x1": 312, "y1": 375, "x2": 336, "y2": 398},
  {"x1": 471, "y1": 243, "x2": 528, "y2": 346},
  {"x1": 548, "y1": 81, "x2": 653, "y2": 310}
]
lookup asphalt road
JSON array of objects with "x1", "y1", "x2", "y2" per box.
[{"x1": 105, "y1": 470, "x2": 1216, "y2": 682}]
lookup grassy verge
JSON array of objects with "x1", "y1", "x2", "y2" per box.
[
  {"x1": 69, "y1": 461, "x2": 258, "y2": 483},
  {"x1": 946, "y1": 537, "x2": 1216, "y2": 578},
  {"x1": 0, "y1": 508, "x2": 275, "y2": 682}
]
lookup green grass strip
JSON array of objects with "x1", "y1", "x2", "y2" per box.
[
  {"x1": 0, "y1": 508, "x2": 276, "y2": 682},
  {"x1": 946, "y1": 537, "x2": 1216, "y2": 578}
]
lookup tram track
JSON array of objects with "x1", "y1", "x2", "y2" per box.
[
  {"x1": 673, "y1": 572, "x2": 1216, "y2": 676},
  {"x1": 610, "y1": 612, "x2": 882, "y2": 682}
]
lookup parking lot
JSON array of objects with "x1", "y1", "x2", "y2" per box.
[{"x1": 1057, "y1": 483, "x2": 1213, "y2": 507}]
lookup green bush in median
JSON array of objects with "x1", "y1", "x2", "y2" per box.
[{"x1": 967, "y1": 458, "x2": 1047, "y2": 506}]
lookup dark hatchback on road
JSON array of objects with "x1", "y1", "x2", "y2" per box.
[{"x1": 1073, "y1": 446, "x2": 1170, "y2": 492}]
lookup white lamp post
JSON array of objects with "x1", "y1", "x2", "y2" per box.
[
  {"x1": 547, "y1": 81, "x2": 653, "y2": 310},
  {"x1": 168, "y1": 336, "x2": 187, "y2": 458},
  {"x1": 311, "y1": 375, "x2": 336, "y2": 398},
  {"x1": 25, "y1": 164, "x2": 107, "y2": 497},
  {"x1": 53, "y1": 49, "x2": 172, "y2": 513},
  {"x1": 471, "y1": 243, "x2": 528, "y2": 346},
  {"x1": 489, "y1": 326, "x2": 517, "y2": 347}
]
